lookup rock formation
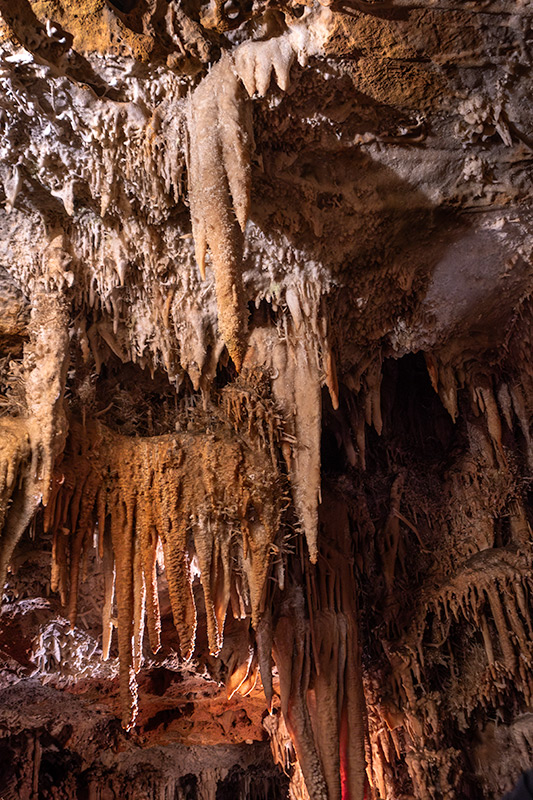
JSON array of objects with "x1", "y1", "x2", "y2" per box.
[{"x1": 0, "y1": 0, "x2": 532, "y2": 798}]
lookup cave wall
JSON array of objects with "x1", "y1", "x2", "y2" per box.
[{"x1": 0, "y1": 0, "x2": 533, "y2": 798}]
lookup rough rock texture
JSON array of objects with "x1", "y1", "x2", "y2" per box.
[
  {"x1": 0, "y1": 682, "x2": 286, "y2": 800},
  {"x1": 0, "y1": 0, "x2": 532, "y2": 798}
]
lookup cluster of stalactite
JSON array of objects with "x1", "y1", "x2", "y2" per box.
[
  {"x1": 317, "y1": 305, "x2": 533, "y2": 799},
  {"x1": 0, "y1": 0, "x2": 331, "y2": 391},
  {"x1": 1, "y1": 3, "x2": 533, "y2": 798},
  {"x1": 41, "y1": 377, "x2": 285, "y2": 730},
  {"x1": 0, "y1": 288, "x2": 69, "y2": 590},
  {"x1": 0, "y1": 0, "x2": 337, "y2": 620},
  {"x1": 2, "y1": 302, "x2": 533, "y2": 799},
  {"x1": 185, "y1": 15, "x2": 328, "y2": 370},
  {"x1": 365, "y1": 547, "x2": 533, "y2": 800},
  {"x1": 3, "y1": 309, "x2": 533, "y2": 799},
  {"x1": 267, "y1": 589, "x2": 364, "y2": 800},
  {"x1": 0, "y1": 254, "x2": 343, "y2": 798},
  {"x1": 20, "y1": 365, "x2": 368, "y2": 800}
]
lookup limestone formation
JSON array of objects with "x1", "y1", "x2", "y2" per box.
[{"x1": 0, "y1": 0, "x2": 533, "y2": 798}]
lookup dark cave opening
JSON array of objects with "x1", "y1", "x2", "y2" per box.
[
  {"x1": 179, "y1": 774, "x2": 199, "y2": 799},
  {"x1": 321, "y1": 351, "x2": 458, "y2": 478},
  {"x1": 378, "y1": 351, "x2": 456, "y2": 464},
  {"x1": 106, "y1": 0, "x2": 141, "y2": 13},
  {"x1": 215, "y1": 763, "x2": 289, "y2": 800}
]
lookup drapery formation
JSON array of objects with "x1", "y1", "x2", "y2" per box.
[{"x1": 44, "y1": 388, "x2": 284, "y2": 730}]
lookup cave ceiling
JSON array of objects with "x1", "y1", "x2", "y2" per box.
[{"x1": 0, "y1": 0, "x2": 533, "y2": 798}]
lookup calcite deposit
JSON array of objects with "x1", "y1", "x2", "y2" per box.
[{"x1": 0, "y1": 0, "x2": 532, "y2": 798}]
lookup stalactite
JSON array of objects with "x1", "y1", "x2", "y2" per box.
[
  {"x1": 265, "y1": 710, "x2": 311, "y2": 800},
  {"x1": 364, "y1": 359, "x2": 383, "y2": 436},
  {"x1": 25, "y1": 284, "x2": 70, "y2": 502},
  {"x1": 273, "y1": 587, "x2": 329, "y2": 800},
  {"x1": 312, "y1": 611, "x2": 341, "y2": 800},
  {"x1": 380, "y1": 472, "x2": 406, "y2": 595},
  {"x1": 269, "y1": 490, "x2": 367, "y2": 800},
  {"x1": 341, "y1": 615, "x2": 367, "y2": 800},
  {"x1": 425, "y1": 354, "x2": 458, "y2": 422},
  {"x1": 185, "y1": 12, "x2": 331, "y2": 369},
  {"x1": 111, "y1": 487, "x2": 137, "y2": 730},
  {"x1": 256, "y1": 610, "x2": 274, "y2": 711},
  {"x1": 46, "y1": 395, "x2": 283, "y2": 728},
  {"x1": 161, "y1": 518, "x2": 198, "y2": 663},
  {"x1": 132, "y1": 534, "x2": 146, "y2": 674},
  {"x1": 246, "y1": 310, "x2": 324, "y2": 563},
  {"x1": 474, "y1": 375, "x2": 507, "y2": 466},
  {"x1": 312, "y1": 505, "x2": 367, "y2": 800},
  {"x1": 0, "y1": 287, "x2": 69, "y2": 589},
  {"x1": 137, "y1": 489, "x2": 161, "y2": 656},
  {"x1": 101, "y1": 525, "x2": 115, "y2": 662},
  {"x1": 0, "y1": 418, "x2": 30, "y2": 534},
  {"x1": 378, "y1": 544, "x2": 533, "y2": 761},
  {"x1": 186, "y1": 53, "x2": 252, "y2": 370}
]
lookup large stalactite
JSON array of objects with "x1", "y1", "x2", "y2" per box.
[{"x1": 0, "y1": 0, "x2": 533, "y2": 798}]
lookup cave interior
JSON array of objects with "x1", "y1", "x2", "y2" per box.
[{"x1": 0, "y1": 0, "x2": 533, "y2": 798}]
